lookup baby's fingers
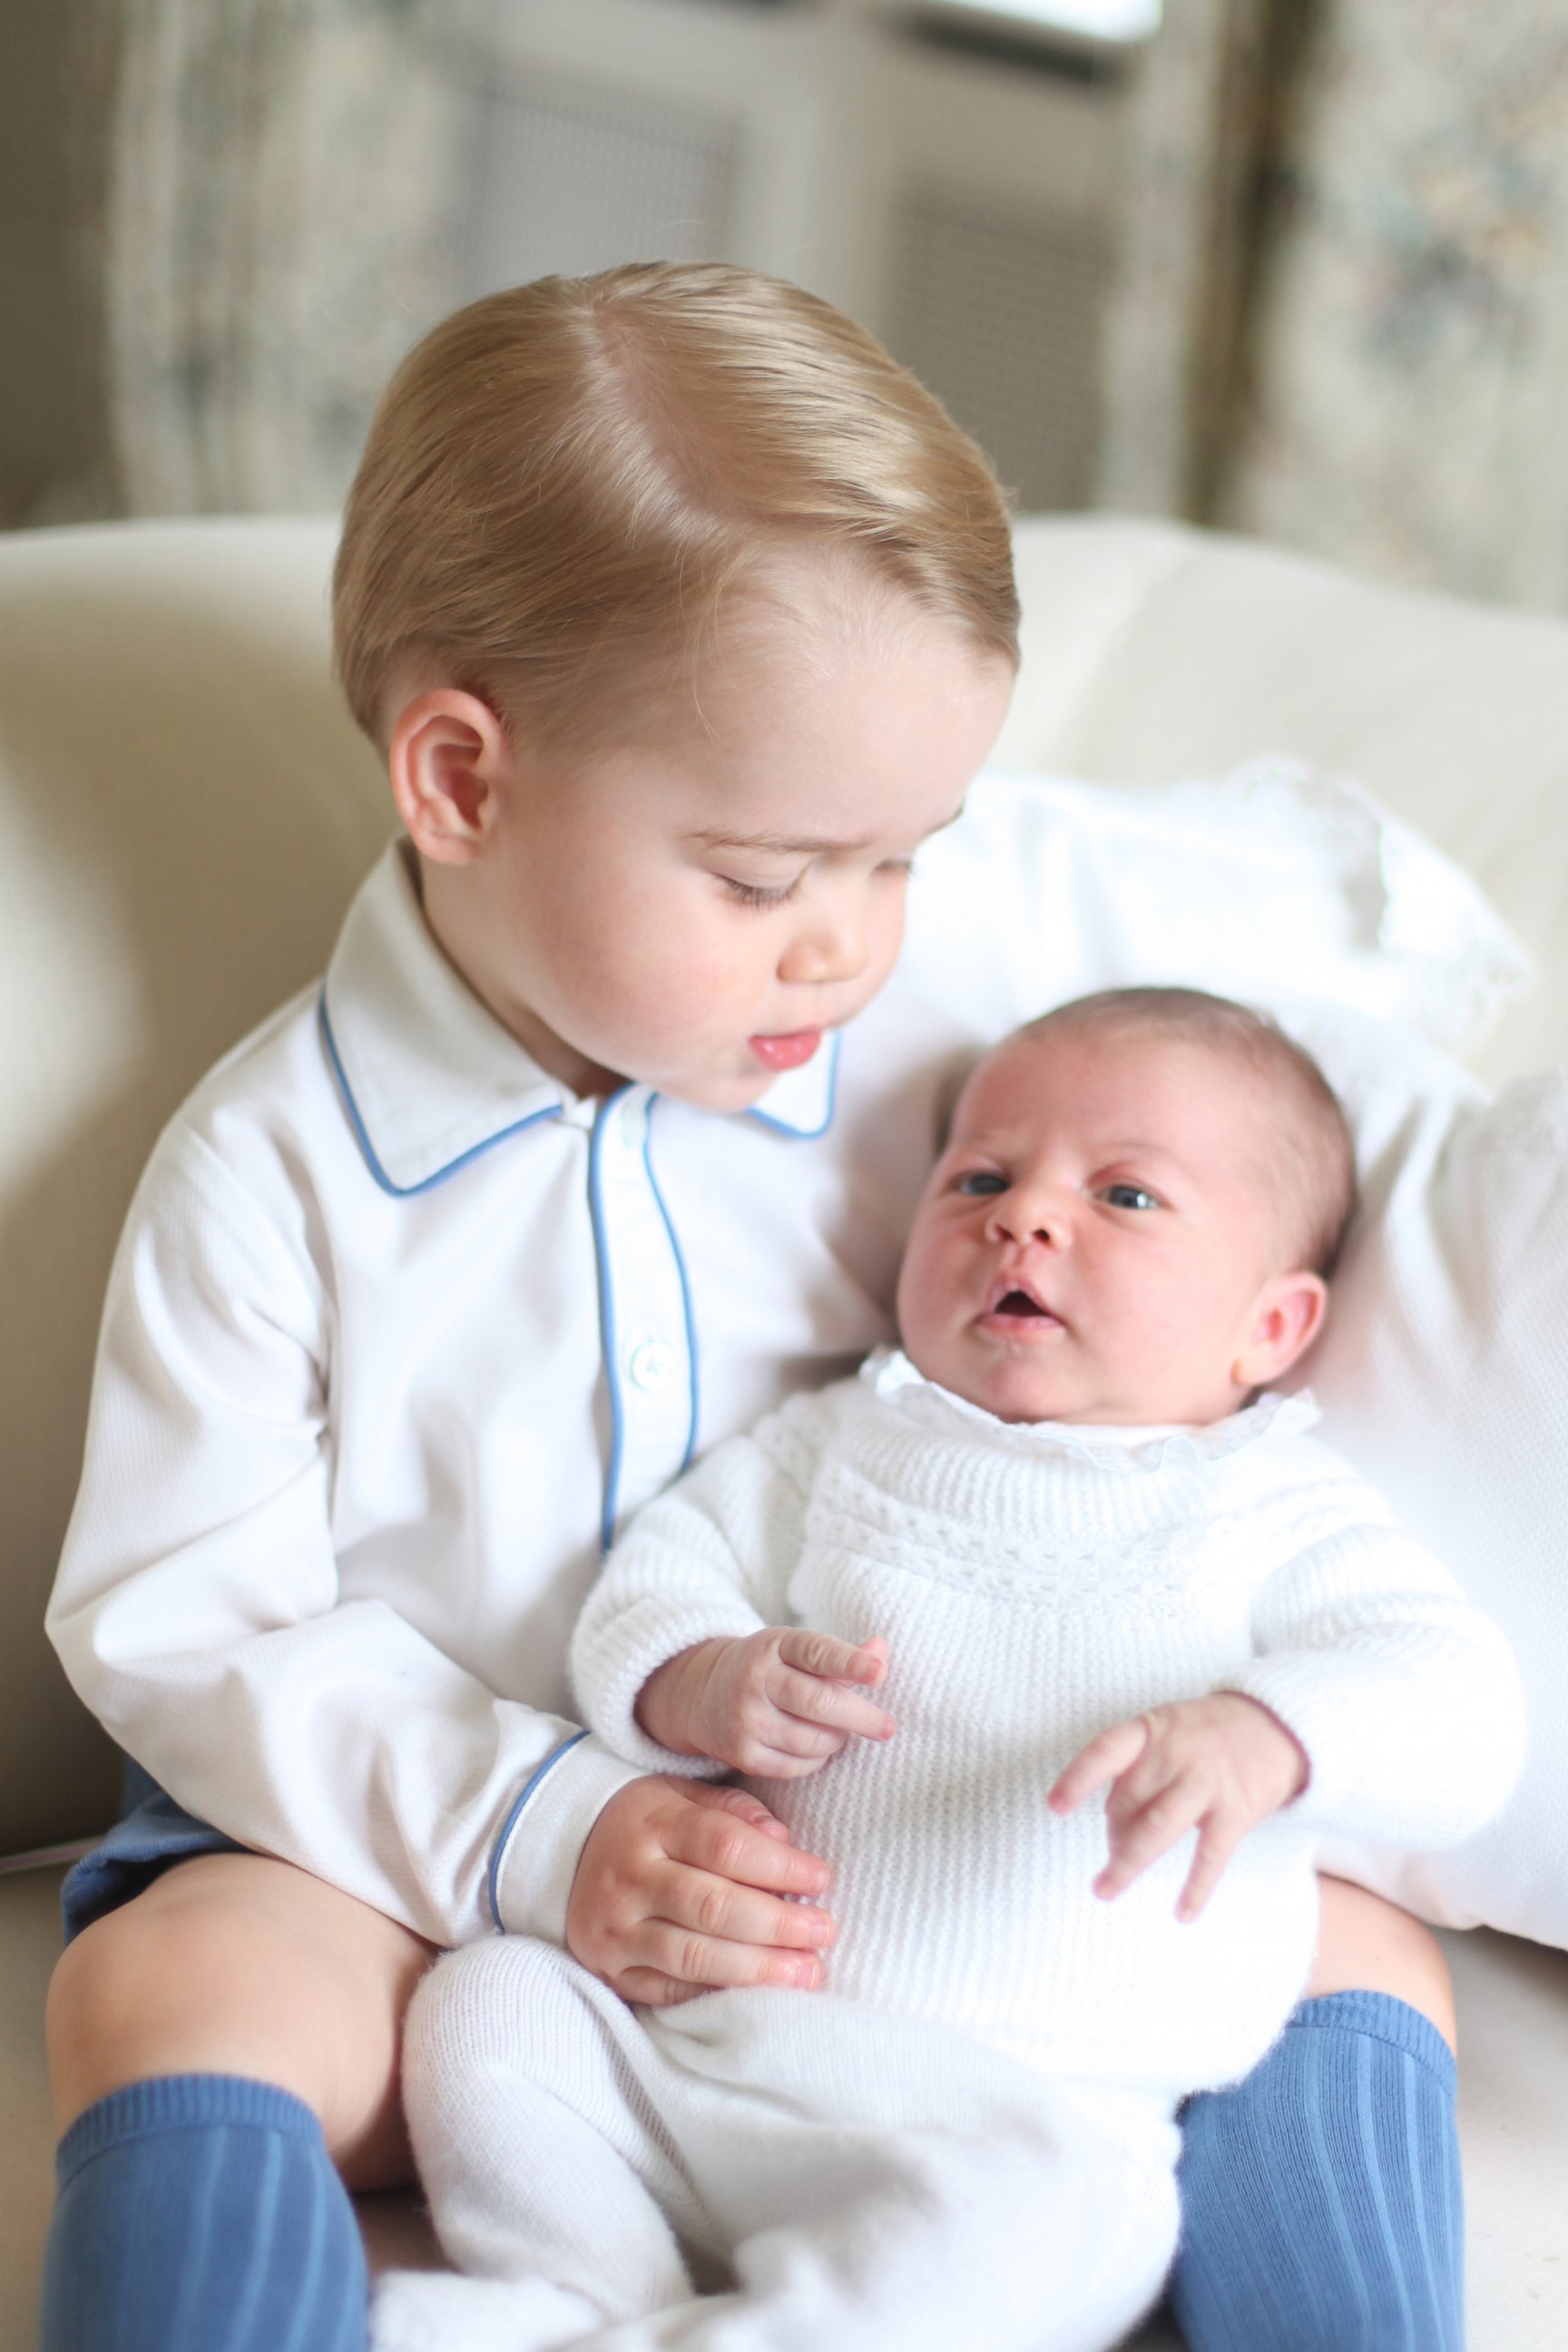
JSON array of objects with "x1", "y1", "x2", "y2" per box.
[
  {"x1": 771, "y1": 1666, "x2": 894, "y2": 1746},
  {"x1": 1175, "y1": 1812, "x2": 1244, "y2": 1923},
  {"x1": 776, "y1": 1630, "x2": 888, "y2": 1689},
  {"x1": 1049, "y1": 1719, "x2": 1151, "y2": 1814},
  {"x1": 1093, "y1": 1775, "x2": 1205, "y2": 1900}
]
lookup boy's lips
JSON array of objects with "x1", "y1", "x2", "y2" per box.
[{"x1": 748, "y1": 1029, "x2": 822, "y2": 1072}]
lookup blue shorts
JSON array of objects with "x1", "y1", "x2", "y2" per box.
[{"x1": 60, "y1": 1759, "x2": 245, "y2": 1943}]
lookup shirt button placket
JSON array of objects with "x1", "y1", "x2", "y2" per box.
[{"x1": 595, "y1": 1092, "x2": 696, "y2": 1543}]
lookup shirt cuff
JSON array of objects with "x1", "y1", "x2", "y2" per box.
[
  {"x1": 1220, "y1": 1656, "x2": 1363, "y2": 1834},
  {"x1": 486, "y1": 1732, "x2": 647, "y2": 1944},
  {"x1": 574, "y1": 1595, "x2": 769, "y2": 1772}
]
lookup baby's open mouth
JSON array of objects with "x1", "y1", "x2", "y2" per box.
[{"x1": 979, "y1": 1274, "x2": 1063, "y2": 1331}]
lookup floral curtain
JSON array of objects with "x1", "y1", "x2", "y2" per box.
[
  {"x1": 1220, "y1": 3, "x2": 1568, "y2": 612},
  {"x1": 104, "y1": 0, "x2": 462, "y2": 514}
]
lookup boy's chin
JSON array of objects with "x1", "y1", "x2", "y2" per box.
[{"x1": 653, "y1": 1063, "x2": 779, "y2": 1115}]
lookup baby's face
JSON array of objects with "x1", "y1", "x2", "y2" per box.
[{"x1": 897, "y1": 1024, "x2": 1323, "y2": 1427}]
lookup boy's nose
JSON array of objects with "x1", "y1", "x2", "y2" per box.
[{"x1": 777, "y1": 905, "x2": 870, "y2": 988}]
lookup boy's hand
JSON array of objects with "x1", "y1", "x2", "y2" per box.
[
  {"x1": 565, "y1": 1775, "x2": 837, "y2": 2006},
  {"x1": 1047, "y1": 1693, "x2": 1309, "y2": 1922},
  {"x1": 635, "y1": 1631, "x2": 893, "y2": 1778}
]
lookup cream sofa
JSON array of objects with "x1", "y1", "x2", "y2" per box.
[{"x1": 2, "y1": 513, "x2": 1566, "y2": 2351}]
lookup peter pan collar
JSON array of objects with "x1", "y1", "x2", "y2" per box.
[
  {"x1": 320, "y1": 842, "x2": 839, "y2": 1194},
  {"x1": 861, "y1": 1348, "x2": 1320, "y2": 1470}
]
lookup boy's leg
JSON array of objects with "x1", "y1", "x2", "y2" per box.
[
  {"x1": 1171, "y1": 1994, "x2": 1463, "y2": 2352},
  {"x1": 43, "y1": 1850, "x2": 433, "y2": 2352},
  {"x1": 1170, "y1": 1880, "x2": 1465, "y2": 2352}
]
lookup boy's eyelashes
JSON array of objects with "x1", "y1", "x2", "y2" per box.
[
  {"x1": 717, "y1": 857, "x2": 917, "y2": 913},
  {"x1": 721, "y1": 874, "x2": 804, "y2": 910}
]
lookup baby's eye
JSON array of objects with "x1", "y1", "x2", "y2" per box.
[
  {"x1": 955, "y1": 1171, "x2": 1007, "y2": 1197},
  {"x1": 1098, "y1": 1182, "x2": 1160, "y2": 1211},
  {"x1": 721, "y1": 875, "x2": 803, "y2": 911}
]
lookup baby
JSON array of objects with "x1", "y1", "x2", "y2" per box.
[{"x1": 376, "y1": 988, "x2": 1522, "y2": 2352}]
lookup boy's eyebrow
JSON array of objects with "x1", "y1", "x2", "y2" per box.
[{"x1": 691, "y1": 800, "x2": 968, "y2": 857}]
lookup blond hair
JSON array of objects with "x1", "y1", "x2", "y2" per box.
[
  {"x1": 333, "y1": 262, "x2": 1020, "y2": 754},
  {"x1": 1022, "y1": 988, "x2": 1358, "y2": 1278}
]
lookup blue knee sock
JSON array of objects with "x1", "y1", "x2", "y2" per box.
[
  {"x1": 1170, "y1": 1991, "x2": 1463, "y2": 2352},
  {"x1": 40, "y1": 2075, "x2": 368, "y2": 2352}
]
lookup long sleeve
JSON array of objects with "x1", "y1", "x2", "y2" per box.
[
  {"x1": 570, "y1": 1389, "x2": 841, "y2": 1773},
  {"x1": 47, "y1": 1122, "x2": 642, "y2": 1949},
  {"x1": 1225, "y1": 1475, "x2": 1525, "y2": 1850}
]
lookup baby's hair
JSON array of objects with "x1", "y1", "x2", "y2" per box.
[
  {"x1": 1020, "y1": 987, "x2": 1357, "y2": 1278},
  {"x1": 333, "y1": 262, "x2": 1019, "y2": 754}
]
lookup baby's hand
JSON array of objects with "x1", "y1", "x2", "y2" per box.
[
  {"x1": 635, "y1": 1631, "x2": 893, "y2": 1778},
  {"x1": 1047, "y1": 1693, "x2": 1308, "y2": 1921}
]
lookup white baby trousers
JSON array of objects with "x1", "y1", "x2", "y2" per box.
[{"x1": 373, "y1": 1937, "x2": 1181, "y2": 2352}]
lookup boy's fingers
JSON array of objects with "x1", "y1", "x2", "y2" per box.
[
  {"x1": 668, "y1": 1791, "x2": 832, "y2": 1896},
  {"x1": 772, "y1": 1667, "x2": 894, "y2": 1743},
  {"x1": 1048, "y1": 1719, "x2": 1150, "y2": 1812},
  {"x1": 636, "y1": 1920, "x2": 826, "y2": 1994},
  {"x1": 1175, "y1": 1815, "x2": 1242, "y2": 1922},
  {"x1": 650, "y1": 1859, "x2": 834, "y2": 1956},
  {"x1": 678, "y1": 1780, "x2": 792, "y2": 1840},
  {"x1": 775, "y1": 1629, "x2": 887, "y2": 1687},
  {"x1": 616, "y1": 1970, "x2": 701, "y2": 2008}
]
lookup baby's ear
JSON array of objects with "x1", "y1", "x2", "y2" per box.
[{"x1": 1231, "y1": 1270, "x2": 1328, "y2": 1391}]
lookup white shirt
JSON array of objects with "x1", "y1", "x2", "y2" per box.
[
  {"x1": 46, "y1": 769, "x2": 1509, "y2": 1949},
  {"x1": 49, "y1": 838, "x2": 982, "y2": 1945},
  {"x1": 572, "y1": 1356, "x2": 1524, "y2": 2094}
]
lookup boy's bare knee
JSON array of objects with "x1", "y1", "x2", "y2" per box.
[
  {"x1": 1308, "y1": 1876, "x2": 1457, "y2": 2053},
  {"x1": 46, "y1": 1854, "x2": 435, "y2": 2186}
]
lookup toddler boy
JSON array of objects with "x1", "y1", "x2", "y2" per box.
[{"x1": 376, "y1": 988, "x2": 1522, "y2": 2352}]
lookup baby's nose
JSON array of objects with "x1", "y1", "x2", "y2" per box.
[{"x1": 989, "y1": 1192, "x2": 1067, "y2": 1248}]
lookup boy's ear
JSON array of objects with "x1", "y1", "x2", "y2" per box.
[
  {"x1": 1230, "y1": 1270, "x2": 1328, "y2": 1392},
  {"x1": 387, "y1": 690, "x2": 512, "y2": 865}
]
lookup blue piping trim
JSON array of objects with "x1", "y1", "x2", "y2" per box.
[
  {"x1": 588, "y1": 1089, "x2": 632, "y2": 1553},
  {"x1": 318, "y1": 992, "x2": 562, "y2": 1197},
  {"x1": 744, "y1": 1031, "x2": 841, "y2": 1140},
  {"x1": 643, "y1": 1098, "x2": 701, "y2": 1476},
  {"x1": 485, "y1": 1730, "x2": 591, "y2": 1933}
]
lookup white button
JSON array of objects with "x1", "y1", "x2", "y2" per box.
[{"x1": 628, "y1": 1338, "x2": 676, "y2": 1392}]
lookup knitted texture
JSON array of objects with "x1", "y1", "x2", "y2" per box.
[
  {"x1": 573, "y1": 1357, "x2": 1522, "y2": 2099},
  {"x1": 377, "y1": 1936, "x2": 1182, "y2": 2352}
]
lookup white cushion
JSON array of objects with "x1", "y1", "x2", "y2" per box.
[
  {"x1": 1306, "y1": 1061, "x2": 1568, "y2": 1948},
  {"x1": 910, "y1": 758, "x2": 1529, "y2": 1059},
  {"x1": 1001, "y1": 515, "x2": 1568, "y2": 1085}
]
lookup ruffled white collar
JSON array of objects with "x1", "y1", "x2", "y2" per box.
[{"x1": 860, "y1": 1348, "x2": 1318, "y2": 1473}]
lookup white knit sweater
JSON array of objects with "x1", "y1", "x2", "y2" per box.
[{"x1": 572, "y1": 1354, "x2": 1523, "y2": 2099}]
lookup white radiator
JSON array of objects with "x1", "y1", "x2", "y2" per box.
[{"x1": 450, "y1": 0, "x2": 1142, "y2": 511}]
